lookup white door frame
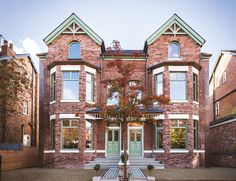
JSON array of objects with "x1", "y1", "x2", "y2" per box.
[
  {"x1": 105, "y1": 126, "x2": 121, "y2": 157},
  {"x1": 128, "y1": 126, "x2": 144, "y2": 157}
]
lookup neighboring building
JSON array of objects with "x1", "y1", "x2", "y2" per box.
[
  {"x1": 38, "y1": 13, "x2": 211, "y2": 168},
  {"x1": 0, "y1": 36, "x2": 39, "y2": 170},
  {"x1": 209, "y1": 50, "x2": 236, "y2": 167}
]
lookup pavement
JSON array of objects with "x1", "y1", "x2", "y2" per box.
[{"x1": 1, "y1": 167, "x2": 236, "y2": 181}]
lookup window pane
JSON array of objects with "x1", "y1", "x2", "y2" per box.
[
  {"x1": 71, "y1": 72, "x2": 79, "y2": 80},
  {"x1": 114, "y1": 130, "x2": 119, "y2": 141},
  {"x1": 86, "y1": 121, "x2": 92, "y2": 149},
  {"x1": 178, "y1": 120, "x2": 186, "y2": 127},
  {"x1": 69, "y1": 43, "x2": 81, "y2": 59},
  {"x1": 136, "y1": 131, "x2": 141, "y2": 141},
  {"x1": 51, "y1": 120, "x2": 55, "y2": 149},
  {"x1": 108, "y1": 131, "x2": 112, "y2": 141},
  {"x1": 156, "y1": 120, "x2": 163, "y2": 127},
  {"x1": 107, "y1": 92, "x2": 119, "y2": 105},
  {"x1": 170, "y1": 120, "x2": 178, "y2": 127},
  {"x1": 177, "y1": 73, "x2": 186, "y2": 80},
  {"x1": 156, "y1": 73, "x2": 163, "y2": 95},
  {"x1": 63, "y1": 72, "x2": 70, "y2": 80},
  {"x1": 51, "y1": 73, "x2": 56, "y2": 101},
  {"x1": 86, "y1": 73, "x2": 92, "y2": 82},
  {"x1": 169, "y1": 43, "x2": 180, "y2": 58},
  {"x1": 170, "y1": 81, "x2": 186, "y2": 100},
  {"x1": 86, "y1": 82, "x2": 93, "y2": 101},
  {"x1": 62, "y1": 128, "x2": 78, "y2": 149},
  {"x1": 130, "y1": 131, "x2": 135, "y2": 141},
  {"x1": 157, "y1": 129, "x2": 163, "y2": 149},
  {"x1": 63, "y1": 81, "x2": 79, "y2": 99},
  {"x1": 71, "y1": 120, "x2": 79, "y2": 126},
  {"x1": 63, "y1": 120, "x2": 70, "y2": 127},
  {"x1": 170, "y1": 128, "x2": 186, "y2": 149}
]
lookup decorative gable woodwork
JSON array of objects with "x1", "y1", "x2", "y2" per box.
[{"x1": 62, "y1": 22, "x2": 86, "y2": 35}]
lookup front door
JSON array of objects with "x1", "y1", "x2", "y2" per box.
[
  {"x1": 129, "y1": 129, "x2": 142, "y2": 156},
  {"x1": 107, "y1": 129, "x2": 120, "y2": 156}
]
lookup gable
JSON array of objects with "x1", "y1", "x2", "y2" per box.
[
  {"x1": 146, "y1": 14, "x2": 205, "y2": 46},
  {"x1": 44, "y1": 13, "x2": 104, "y2": 45}
]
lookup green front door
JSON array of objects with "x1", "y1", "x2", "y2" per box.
[
  {"x1": 107, "y1": 129, "x2": 120, "y2": 156},
  {"x1": 129, "y1": 129, "x2": 142, "y2": 156}
]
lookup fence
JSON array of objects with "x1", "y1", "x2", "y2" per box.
[{"x1": 0, "y1": 147, "x2": 38, "y2": 171}]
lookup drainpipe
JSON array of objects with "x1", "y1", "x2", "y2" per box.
[{"x1": 31, "y1": 67, "x2": 35, "y2": 146}]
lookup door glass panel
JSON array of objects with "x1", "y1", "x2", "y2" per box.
[
  {"x1": 136, "y1": 131, "x2": 141, "y2": 141},
  {"x1": 130, "y1": 131, "x2": 135, "y2": 141},
  {"x1": 108, "y1": 130, "x2": 112, "y2": 141},
  {"x1": 114, "y1": 130, "x2": 119, "y2": 141}
]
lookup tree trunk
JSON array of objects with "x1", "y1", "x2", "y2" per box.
[{"x1": 122, "y1": 122, "x2": 128, "y2": 181}]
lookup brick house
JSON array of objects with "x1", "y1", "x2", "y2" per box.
[
  {"x1": 38, "y1": 13, "x2": 211, "y2": 168},
  {"x1": 209, "y1": 50, "x2": 236, "y2": 167},
  {"x1": 0, "y1": 37, "x2": 39, "y2": 170}
]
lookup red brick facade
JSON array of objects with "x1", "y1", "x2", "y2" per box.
[
  {"x1": 0, "y1": 38, "x2": 39, "y2": 170},
  {"x1": 209, "y1": 51, "x2": 236, "y2": 167},
  {"x1": 39, "y1": 13, "x2": 210, "y2": 168}
]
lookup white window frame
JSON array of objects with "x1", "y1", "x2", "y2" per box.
[
  {"x1": 222, "y1": 71, "x2": 227, "y2": 84},
  {"x1": 23, "y1": 100, "x2": 28, "y2": 115},
  {"x1": 62, "y1": 71, "x2": 80, "y2": 101},
  {"x1": 86, "y1": 72, "x2": 94, "y2": 103},
  {"x1": 215, "y1": 101, "x2": 220, "y2": 115}
]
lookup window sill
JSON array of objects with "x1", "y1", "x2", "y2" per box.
[
  {"x1": 167, "y1": 58, "x2": 182, "y2": 61},
  {"x1": 50, "y1": 100, "x2": 56, "y2": 105},
  {"x1": 193, "y1": 101, "x2": 199, "y2": 105},
  {"x1": 193, "y1": 149, "x2": 205, "y2": 153},
  {"x1": 86, "y1": 101, "x2": 95, "y2": 104},
  {"x1": 23, "y1": 113, "x2": 28, "y2": 116},
  {"x1": 170, "y1": 100, "x2": 188, "y2": 103},
  {"x1": 61, "y1": 100, "x2": 80, "y2": 103},
  {"x1": 84, "y1": 150, "x2": 95, "y2": 153},
  {"x1": 153, "y1": 150, "x2": 164, "y2": 153},
  {"x1": 60, "y1": 150, "x2": 79, "y2": 153},
  {"x1": 44, "y1": 150, "x2": 55, "y2": 153},
  {"x1": 170, "y1": 149, "x2": 189, "y2": 153},
  {"x1": 67, "y1": 58, "x2": 82, "y2": 60}
]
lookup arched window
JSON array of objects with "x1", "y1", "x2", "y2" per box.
[
  {"x1": 168, "y1": 42, "x2": 180, "y2": 59},
  {"x1": 69, "y1": 42, "x2": 81, "y2": 59}
]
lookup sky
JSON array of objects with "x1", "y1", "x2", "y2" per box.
[{"x1": 0, "y1": 0, "x2": 236, "y2": 74}]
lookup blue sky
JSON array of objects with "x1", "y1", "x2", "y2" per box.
[{"x1": 1, "y1": 0, "x2": 236, "y2": 73}]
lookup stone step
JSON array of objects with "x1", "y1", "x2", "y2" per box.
[{"x1": 85, "y1": 156, "x2": 164, "y2": 169}]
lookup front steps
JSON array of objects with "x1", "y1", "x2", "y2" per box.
[
  {"x1": 84, "y1": 156, "x2": 120, "y2": 169},
  {"x1": 84, "y1": 156, "x2": 164, "y2": 169},
  {"x1": 129, "y1": 157, "x2": 164, "y2": 169}
]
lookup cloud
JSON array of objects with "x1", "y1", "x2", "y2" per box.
[{"x1": 14, "y1": 37, "x2": 41, "y2": 71}]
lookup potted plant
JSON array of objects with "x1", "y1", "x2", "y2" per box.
[
  {"x1": 147, "y1": 164, "x2": 154, "y2": 176},
  {"x1": 94, "y1": 164, "x2": 101, "y2": 177}
]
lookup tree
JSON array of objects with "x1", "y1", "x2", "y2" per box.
[
  {"x1": 80, "y1": 40, "x2": 169, "y2": 180},
  {"x1": 0, "y1": 58, "x2": 30, "y2": 143}
]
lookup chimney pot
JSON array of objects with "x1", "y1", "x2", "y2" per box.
[
  {"x1": 9, "y1": 43, "x2": 13, "y2": 49},
  {"x1": 4, "y1": 40, "x2": 8, "y2": 45}
]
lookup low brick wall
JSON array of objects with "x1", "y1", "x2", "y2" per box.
[
  {"x1": 209, "y1": 121, "x2": 236, "y2": 167},
  {"x1": 0, "y1": 147, "x2": 38, "y2": 171}
]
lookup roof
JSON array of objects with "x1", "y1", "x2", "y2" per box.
[
  {"x1": 86, "y1": 106, "x2": 163, "y2": 114},
  {"x1": 0, "y1": 54, "x2": 38, "y2": 74},
  {"x1": 209, "y1": 50, "x2": 236, "y2": 82},
  {"x1": 145, "y1": 14, "x2": 205, "y2": 48},
  {"x1": 44, "y1": 13, "x2": 104, "y2": 46}
]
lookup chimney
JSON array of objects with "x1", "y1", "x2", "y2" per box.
[{"x1": 1, "y1": 39, "x2": 16, "y2": 56}]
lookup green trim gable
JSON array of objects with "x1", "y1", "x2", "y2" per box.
[
  {"x1": 44, "y1": 13, "x2": 104, "y2": 45},
  {"x1": 146, "y1": 14, "x2": 206, "y2": 46}
]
